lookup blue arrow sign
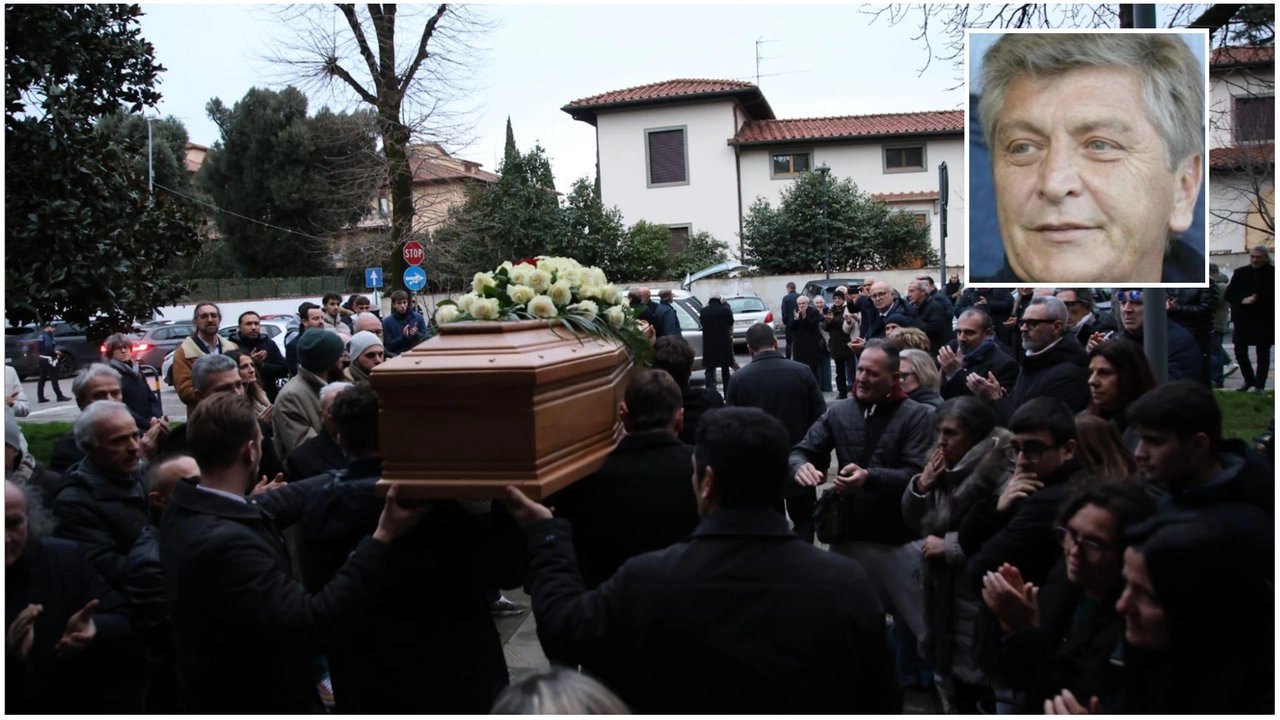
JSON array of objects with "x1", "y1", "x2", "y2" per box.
[
  {"x1": 403, "y1": 266, "x2": 427, "y2": 292},
  {"x1": 365, "y1": 267, "x2": 383, "y2": 288}
]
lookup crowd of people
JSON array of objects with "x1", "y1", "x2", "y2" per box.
[{"x1": 4, "y1": 252, "x2": 1274, "y2": 714}]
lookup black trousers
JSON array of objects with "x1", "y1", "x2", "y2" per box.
[
  {"x1": 37, "y1": 356, "x2": 65, "y2": 400},
  {"x1": 1235, "y1": 343, "x2": 1272, "y2": 390},
  {"x1": 783, "y1": 487, "x2": 817, "y2": 544},
  {"x1": 784, "y1": 328, "x2": 795, "y2": 360},
  {"x1": 704, "y1": 366, "x2": 731, "y2": 393},
  {"x1": 833, "y1": 355, "x2": 854, "y2": 396}
]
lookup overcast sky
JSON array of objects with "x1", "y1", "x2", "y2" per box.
[{"x1": 138, "y1": 4, "x2": 969, "y2": 193}]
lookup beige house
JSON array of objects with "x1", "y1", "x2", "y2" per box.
[{"x1": 1207, "y1": 45, "x2": 1274, "y2": 267}]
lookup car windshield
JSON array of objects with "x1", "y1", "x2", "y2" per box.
[{"x1": 727, "y1": 298, "x2": 766, "y2": 313}]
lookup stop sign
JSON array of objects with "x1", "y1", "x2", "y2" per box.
[{"x1": 403, "y1": 241, "x2": 425, "y2": 267}]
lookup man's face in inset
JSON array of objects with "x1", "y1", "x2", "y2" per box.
[{"x1": 992, "y1": 66, "x2": 1201, "y2": 283}]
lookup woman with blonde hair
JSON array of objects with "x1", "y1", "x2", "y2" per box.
[
  {"x1": 900, "y1": 347, "x2": 943, "y2": 408},
  {"x1": 890, "y1": 326, "x2": 932, "y2": 353}
]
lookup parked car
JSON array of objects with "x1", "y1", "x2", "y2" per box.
[
  {"x1": 723, "y1": 294, "x2": 774, "y2": 345},
  {"x1": 5, "y1": 322, "x2": 98, "y2": 380},
  {"x1": 801, "y1": 278, "x2": 864, "y2": 306},
  {"x1": 219, "y1": 317, "x2": 289, "y2": 356},
  {"x1": 126, "y1": 322, "x2": 196, "y2": 372},
  {"x1": 667, "y1": 295, "x2": 705, "y2": 376},
  {"x1": 5, "y1": 323, "x2": 39, "y2": 380}
]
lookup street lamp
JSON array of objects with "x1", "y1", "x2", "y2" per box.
[{"x1": 816, "y1": 164, "x2": 831, "y2": 280}]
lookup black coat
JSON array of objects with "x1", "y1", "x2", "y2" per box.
[
  {"x1": 163, "y1": 420, "x2": 285, "y2": 482},
  {"x1": 1118, "y1": 318, "x2": 1202, "y2": 383},
  {"x1": 854, "y1": 295, "x2": 917, "y2": 341},
  {"x1": 284, "y1": 431, "x2": 349, "y2": 483},
  {"x1": 229, "y1": 331, "x2": 290, "y2": 402},
  {"x1": 699, "y1": 299, "x2": 735, "y2": 367},
  {"x1": 109, "y1": 360, "x2": 162, "y2": 430},
  {"x1": 300, "y1": 459, "x2": 525, "y2": 713},
  {"x1": 6, "y1": 537, "x2": 140, "y2": 714},
  {"x1": 547, "y1": 431, "x2": 700, "y2": 590},
  {"x1": 1167, "y1": 286, "x2": 1218, "y2": 341},
  {"x1": 49, "y1": 432, "x2": 85, "y2": 474},
  {"x1": 160, "y1": 477, "x2": 392, "y2": 713},
  {"x1": 725, "y1": 350, "x2": 827, "y2": 496},
  {"x1": 677, "y1": 385, "x2": 724, "y2": 446},
  {"x1": 955, "y1": 288, "x2": 1014, "y2": 322},
  {"x1": 823, "y1": 302, "x2": 855, "y2": 359},
  {"x1": 527, "y1": 510, "x2": 901, "y2": 714},
  {"x1": 786, "y1": 305, "x2": 825, "y2": 366},
  {"x1": 123, "y1": 525, "x2": 178, "y2": 713},
  {"x1": 51, "y1": 460, "x2": 150, "y2": 590},
  {"x1": 991, "y1": 334, "x2": 1091, "y2": 424},
  {"x1": 940, "y1": 340, "x2": 1021, "y2": 400},
  {"x1": 781, "y1": 291, "x2": 800, "y2": 325},
  {"x1": 1223, "y1": 262, "x2": 1275, "y2": 345},
  {"x1": 914, "y1": 295, "x2": 956, "y2": 353}
]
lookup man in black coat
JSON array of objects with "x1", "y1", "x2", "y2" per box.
[
  {"x1": 283, "y1": 381, "x2": 350, "y2": 482},
  {"x1": 299, "y1": 383, "x2": 525, "y2": 713},
  {"x1": 503, "y1": 407, "x2": 901, "y2": 714},
  {"x1": 955, "y1": 287, "x2": 1014, "y2": 323},
  {"x1": 1104, "y1": 289, "x2": 1203, "y2": 383},
  {"x1": 968, "y1": 297, "x2": 1090, "y2": 424},
  {"x1": 546, "y1": 370, "x2": 700, "y2": 590},
  {"x1": 1054, "y1": 288, "x2": 1113, "y2": 348},
  {"x1": 725, "y1": 323, "x2": 826, "y2": 543},
  {"x1": 907, "y1": 278, "x2": 954, "y2": 353},
  {"x1": 51, "y1": 401, "x2": 151, "y2": 591},
  {"x1": 228, "y1": 311, "x2": 289, "y2": 402},
  {"x1": 6, "y1": 480, "x2": 141, "y2": 714},
  {"x1": 698, "y1": 292, "x2": 735, "y2": 392},
  {"x1": 1167, "y1": 285, "x2": 1218, "y2": 385},
  {"x1": 850, "y1": 281, "x2": 918, "y2": 349},
  {"x1": 786, "y1": 294, "x2": 825, "y2": 381},
  {"x1": 781, "y1": 282, "x2": 800, "y2": 359},
  {"x1": 652, "y1": 336, "x2": 723, "y2": 446},
  {"x1": 1223, "y1": 246, "x2": 1275, "y2": 393},
  {"x1": 159, "y1": 393, "x2": 427, "y2": 713},
  {"x1": 939, "y1": 308, "x2": 1020, "y2": 400}
]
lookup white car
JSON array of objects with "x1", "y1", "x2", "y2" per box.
[{"x1": 164, "y1": 318, "x2": 292, "y2": 386}]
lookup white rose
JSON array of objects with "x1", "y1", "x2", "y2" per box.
[
  {"x1": 602, "y1": 284, "x2": 621, "y2": 305},
  {"x1": 456, "y1": 293, "x2": 478, "y2": 313},
  {"x1": 470, "y1": 297, "x2": 501, "y2": 320},
  {"x1": 507, "y1": 284, "x2": 536, "y2": 305},
  {"x1": 499, "y1": 261, "x2": 514, "y2": 272},
  {"x1": 510, "y1": 264, "x2": 533, "y2": 286},
  {"x1": 435, "y1": 305, "x2": 459, "y2": 325},
  {"x1": 589, "y1": 267, "x2": 608, "y2": 286},
  {"x1": 472, "y1": 272, "x2": 496, "y2": 295},
  {"x1": 579, "y1": 283, "x2": 602, "y2": 301},
  {"x1": 558, "y1": 267, "x2": 581, "y2": 286},
  {"x1": 528, "y1": 268, "x2": 552, "y2": 293},
  {"x1": 536, "y1": 257, "x2": 558, "y2": 273},
  {"x1": 605, "y1": 304, "x2": 626, "y2": 329},
  {"x1": 528, "y1": 294, "x2": 558, "y2": 319},
  {"x1": 548, "y1": 280, "x2": 573, "y2": 306},
  {"x1": 571, "y1": 299, "x2": 599, "y2": 322}
]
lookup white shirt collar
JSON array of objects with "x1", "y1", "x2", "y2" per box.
[{"x1": 1024, "y1": 335, "x2": 1064, "y2": 359}]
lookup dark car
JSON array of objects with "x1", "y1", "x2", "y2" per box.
[
  {"x1": 5, "y1": 322, "x2": 98, "y2": 380},
  {"x1": 802, "y1": 278, "x2": 864, "y2": 306},
  {"x1": 130, "y1": 322, "x2": 196, "y2": 372}
]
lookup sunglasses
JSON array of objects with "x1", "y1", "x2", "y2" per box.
[{"x1": 1116, "y1": 290, "x2": 1144, "y2": 304}]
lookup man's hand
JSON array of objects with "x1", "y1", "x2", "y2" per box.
[
  {"x1": 1243, "y1": 293, "x2": 1258, "y2": 306},
  {"x1": 997, "y1": 472, "x2": 1043, "y2": 512},
  {"x1": 1045, "y1": 689, "x2": 1100, "y2": 715},
  {"x1": 982, "y1": 566, "x2": 1039, "y2": 633},
  {"x1": 921, "y1": 535, "x2": 946, "y2": 559},
  {"x1": 55, "y1": 599, "x2": 98, "y2": 660},
  {"x1": 794, "y1": 462, "x2": 826, "y2": 488},
  {"x1": 847, "y1": 337, "x2": 866, "y2": 354},
  {"x1": 502, "y1": 486, "x2": 555, "y2": 530},
  {"x1": 139, "y1": 417, "x2": 170, "y2": 461},
  {"x1": 937, "y1": 345, "x2": 963, "y2": 376},
  {"x1": 372, "y1": 485, "x2": 431, "y2": 543},
  {"x1": 1166, "y1": 298, "x2": 1176, "y2": 311},
  {"x1": 975, "y1": 296, "x2": 988, "y2": 305},
  {"x1": 5, "y1": 391, "x2": 18, "y2": 407},
  {"x1": 966, "y1": 371, "x2": 1003, "y2": 402},
  {"x1": 7, "y1": 604, "x2": 41, "y2": 660},
  {"x1": 258, "y1": 404, "x2": 274, "y2": 424},
  {"x1": 1086, "y1": 332, "x2": 1108, "y2": 353},
  {"x1": 832, "y1": 463, "x2": 868, "y2": 495},
  {"x1": 916, "y1": 448, "x2": 946, "y2": 493},
  {"x1": 251, "y1": 473, "x2": 286, "y2": 496}
]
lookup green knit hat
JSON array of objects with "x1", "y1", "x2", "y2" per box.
[{"x1": 298, "y1": 330, "x2": 345, "y2": 374}]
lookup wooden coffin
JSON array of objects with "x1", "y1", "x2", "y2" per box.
[{"x1": 371, "y1": 320, "x2": 631, "y2": 500}]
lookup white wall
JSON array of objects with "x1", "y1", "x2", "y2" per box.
[
  {"x1": 596, "y1": 100, "x2": 742, "y2": 254},
  {"x1": 738, "y1": 136, "x2": 967, "y2": 266},
  {"x1": 1209, "y1": 67, "x2": 1275, "y2": 150}
]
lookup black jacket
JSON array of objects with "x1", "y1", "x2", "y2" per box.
[
  {"x1": 781, "y1": 291, "x2": 800, "y2": 325},
  {"x1": 1118, "y1": 318, "x2": 1203, "y2": 383},
  {"x1": 1167, "y1": 286, "x2": 1217, "y2": 340},
  {"x1": 955, "y1": 288, "x2": 1014, "y2": 322},
  {"x1": 109, "y1": 359, "x2": 162, "y2": 430},
  {"x1": 789, "y1": 394, "x2": 934, "y2": 544},
  {"x1": 786, "y1": 305, "x2": 825, "y2": 366},
  {"x1": 940, "y1": 339, "x2": 1020, "y2": 401},
  {"x1": 163, "y1": 420, "x2": 285, "y2": 482},
  {"x1": 284, "y1": 330, "x2": 301, "y2": 377},
  {"x1": 284, "y1": 430, "x2": 349, "y2": 482},
  {"x1": 991, "y1": 334, "x2": 1091, "y2": 424},
  {"x1": 229, "y1": 331, "x2": 289, "y2": 402},
  {"x1": 51, "y1": 460, "x2": 150, "y2": 590},
  {"x1": 1159, "y1": 439, "x2": 1274, "y2": 570},
  {"x1": 677, "y1": 385, "x2": 724, "y2": 446},
  {"x1": 547, "y1": 431, "x2": 700, "y2": 590},
  {"x1": 300, "y1": 459, "x2": 525, "y2": 713},
  {"x1": 698, "y1": 299, "x2": 735, "y2": 367},
  {"x1": 49, "y1": 432, "x2": 85, "y2": 474},
  {"x1": 160, "y1": 477, "x2": 392, "y2": 713},
  {"x1": 527, "y1": 510, "x2": 901, "y2": 714},
  {"x1": 914, "y1": 295, "x2": 955, "y2": 353},
  {"x1": 725, "y1": 350, "x2": 827, "y2": 496},
  {"x1": 823, "y1": 302, "x2": 855, "y2": 359},
  {"x1": 123, "y1": 525, "x2": 177, "y2": 713},
  {"x1": 1224, "y1": 262, "x2": 1275, "y2": 346},
  {"x1": 6, "y1": 537, "x2": 140, "y2": 714},
  {"x1": 855, "y1": 295, "x2": 917, "y2": 341}
]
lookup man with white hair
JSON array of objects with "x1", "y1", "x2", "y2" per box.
[
  {"x1": 906, "y1": 279, "x2": 953, "y2": 353},
  {"x1": 50, "y1": 400, "x2": 150, "y2": 589},
  {"x1": 284, "y1": 382, "x2": 352, "y2": 483}
]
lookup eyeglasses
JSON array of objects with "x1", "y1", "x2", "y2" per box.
[
  {"x1": 1116, "y1": 290, "x2": 1143, "y2": 304},
  {"x1": 871, "y1": 291, "x2": 892, "y2": 299},
  {"x1": 1018, "y1": 318, "x2": 1056, "y2": 329},
  {"x1": 1055, "y1": 525, "x2": 1111, "y2": 558},
  {"x1": 1003, "y1": 440, "x2": 1061, "y2": 463}
]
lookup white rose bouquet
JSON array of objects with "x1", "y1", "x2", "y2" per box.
[{"x1": 435, "y1": 256, "x2": 650, "y2": 362}]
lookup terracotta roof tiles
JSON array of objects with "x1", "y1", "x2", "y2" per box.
[
  {"x1": 871, "y1": 191, "x2": 940, "y2": 202},
  {"x1": 1209, "y1": 143, "x2": 1274, "y2": 170},
  {"x1": 566, "y1": 79, "x2": 760, "y2": 108},
  {"x1": 733, "y1": 110, "x2": 964, "y2": 144},
  {"x1": 1210, "y1": 46, "x2": 1274, "y2": 69}
]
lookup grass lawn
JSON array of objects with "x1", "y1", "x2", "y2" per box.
[{"x1": 20, "y1": 421, "x2": 72, "y2": 469}]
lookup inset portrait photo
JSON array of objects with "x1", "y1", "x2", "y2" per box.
[{"x1": 967, "y1": 30, "x2": 1210, "y2": 286}]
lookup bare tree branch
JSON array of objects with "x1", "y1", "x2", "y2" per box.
[
  {"x1": 337, "y1": 4, "x2": 382, "y2": 93},
  {"x1": 402, "y1": 4, "x2": 449, "y2": 96}
]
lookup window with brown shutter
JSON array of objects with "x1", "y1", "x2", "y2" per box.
[
  {"x1": 883, "y1": 143, "x2": 927, "y2": 173},
  {"x1": 646, "y1": 127, "x2": 688, "y2": 186},
  {"x1": 668, "y1": 225, "x2": 691, "y2": 259},
  {"x1": 1235, "y1": 96, "x2": 1275, "y2": 143}
]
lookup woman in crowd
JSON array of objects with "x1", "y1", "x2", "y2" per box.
[
  {"x1": 1073, "y1": 415, "x2": 1138, "y2": 481},
  {"x1": 225, "y1": 349, "x2": 273, "y2": 425},
  {"x1": 102, "y1": 333, "x2": 162, "y2": 429},
  {"x1": 982, "y1": 481, "x2": 1157, "y2": 713},
  {"x1": 900, "y1": 348, "x2": 943, "y2": 409},
  {"x1": 1083, "y1": 338, "x2": 1155, "y2": 451},
  {"x1": 889, "y1": 327, "x2": 931, "y2": 354},
  {"x1": 903, "y1": 397, "x2": 1013, "y2": 713}
]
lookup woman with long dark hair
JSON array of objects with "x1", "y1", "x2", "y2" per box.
[{"x1": 1084, "y1": 338, "x2": 1155, "y2": 451}]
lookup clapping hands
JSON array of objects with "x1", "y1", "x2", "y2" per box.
[{"x1": 981, "y1": 563, "x2": 1039, "y2": 634}]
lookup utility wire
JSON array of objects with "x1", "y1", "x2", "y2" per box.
[{"x1": 153, "y1": 181, "x2": 344, "y2": 244}]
